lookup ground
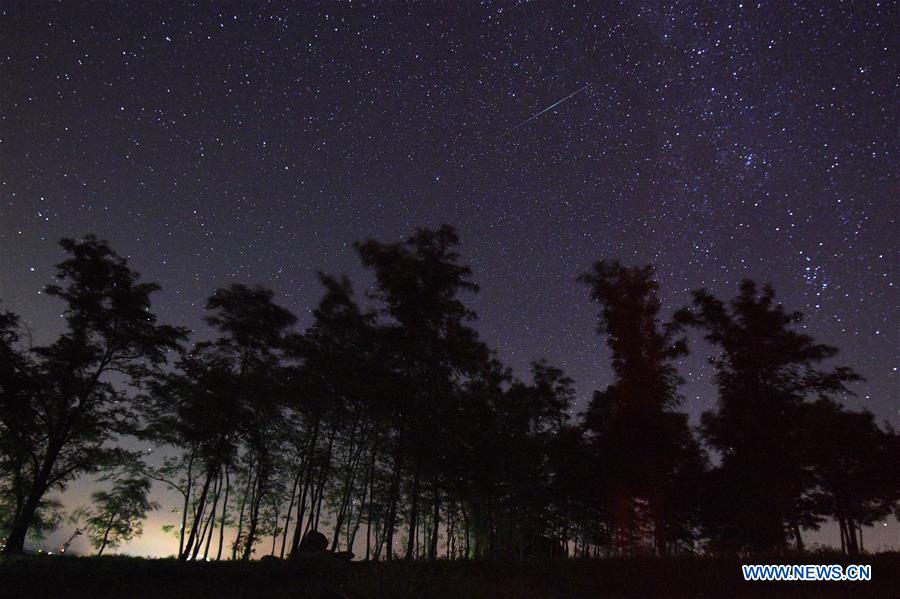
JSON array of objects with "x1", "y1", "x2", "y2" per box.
[{"x1": 0, "y1": 553, "x2": 896, "y2": 598}]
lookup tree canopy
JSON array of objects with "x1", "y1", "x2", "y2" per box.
[{"x1": 1, "y1": 230, "x2": 895, "y2": 559}]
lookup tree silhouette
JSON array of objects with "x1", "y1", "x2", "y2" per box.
[
  {"x1": 85, "y1": 476, "x2": 158, "y2": 555},
  {"x1": 803, "y1": 398, "x2": 898, "y2": 554},
  {"x1": 145, "y1": 284, "x2": 296, "y2": 561},
  {"x1": 0, "y1": 236, "x2": 184, "y2": 554},
  {"x1": 579, "y1": 261, "x2": 701, "y2": 556},
  {"x1": 204, "y1": 285, "x2": 297, "y2": 560},
  {"x1": 355, "y1": 225, "x2": 486, "y2": 560},
  {"x1": 143, "y1": 346, "x2": 244, "y2": 560},
  {"x1": 1, "y1": 232, "x2": 892, "y2": 562},
  {"x1": 0, "y1": 309, "x2": 42, "y2": 544},
  {"x1": 282, "y1": 274, "x2": 383, "y2": 558},
  {"x1": 675, "y1": 280, "x2": 861, "y2": 553},
  {"x1": 486, "y1": 360, "x2": 575, "y2": 558}
]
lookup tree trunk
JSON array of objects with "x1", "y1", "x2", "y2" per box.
[
  {"x1": 62, "y1": 528, "x2": 82, "y2": 555},
  {"x1": 462, "y1": 503, "x2": 470, "y2": 560},
  {"x1": 280, "y1": 464, "x2": 303, "y2": 558},
  {"x1": 428, "y1": 485, "x2": 440, "y2": 561},
  {"x1": 363, "y1": 444, "x2": 378, "y2": 560},
  {"x1": 289, "y1": 415, "x2": 321, "y2": 557},
  {"x1": 846, "y1": 517, "x2": 859, "y2": 555},
  {"x1": 348, "y1": 493, "x2": 366, "y2": 555},
  {"x1": 383, "y1": 442, "x2": 404, "y2": 561},
  {"x1": 97, "y1": 512, "x2": 116, "y2": 556},
  {"x1": 231, "y1": 462, "x2": 253, "y2": 560},
  {"x1": 202, "y1": 495, "x2": 217, "y2": 560},
  {"x1": 242, "y1": 459, "x2": 267, "y2": 560},
  {"x1": 2, "y1": 424, "x2": 67, "y2": 553},
  {"x1": 198, "y1": 471, "x2": 222, "y2": 560},
  {"x1": 838, "y1": 516, "x2": 846, "y2": 554},
  {"x1": 311, "y1": 426, "x2": 337, "y2": 534},
  {"x1": 182, "y1": 466, "x2": 215, "y2": 561},
  {"x1": 194, "y1": 471, "x2": 220, "y2": 560},
  {"x1": 289, "y1": 478, "x2": 310, "y2": 557},
  {"x1": 2, "y1": 481, "x2": 47, "y2": 555},
  {"x1": 404, "y1": 462, "x2": 422, "y2": 560},
  {"x1": 331, "y1": 424, "x2": 366, "y2": 550},
  {"x1": 178, "y1": 450, "x2": 196, "y2": 559},
  {"x1": 216, "y1": 465, "x2": 230, "y2": 561},
  {"x1": 270, "y1": 505, "x2": 279, "y2": 556},
  {"x1": 447, "y1": 502, "x2": 454, "y2": 559},
  {"x1": 792, "y1": 521, "x2": 804, "y2": 552},
  {"x1": 652, "y1": 491, "x2": 667, "y2": 557}
]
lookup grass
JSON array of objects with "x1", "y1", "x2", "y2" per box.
[{"x1": 0, "y1": 552, "x2": 896, "y2": 598}]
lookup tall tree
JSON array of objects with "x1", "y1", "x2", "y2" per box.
[
  {"x1": 283, "y1": 274, "x2": 383, "y2": 557},
  {"x1": 579, "y1": 261, "x2": 698, "y2": 556},
  {"x1": 198, "y1": 285, "x2": 296, "y2": 560},
  {"x1": 489, "y1": 360, "x2": 576, "y2": 558},
  {"x1": 0, "y1": 309, "x2": 44, "y2": 544},
  {"x1": 803, "y1": 399, "x2": 898, "y2": 555},
  {"x1": 675, "y1": 280, "x2": 860, "y2": 553},
  {"x1": 143, "y1": 346, "x2": 245, "y2": 560},
  {"x1": 355, "y1": 225, "x2": 485, "y2": 560},
  {"x1": 0, "y1": 236, "x2": 184, "y2": 554}
]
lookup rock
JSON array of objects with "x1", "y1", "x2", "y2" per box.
[
  {"x1": 297, "y1": 530, "x2": 329, "y2": 553},
  {"x1": 290, "y1": 530, "x2": 353, "y2": 579}
]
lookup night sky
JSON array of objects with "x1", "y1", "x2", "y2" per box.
[{"x1": 0, "y1": 1, "x2": 897, "y2": 552}]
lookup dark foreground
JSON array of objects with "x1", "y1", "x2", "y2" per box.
[{"x1": 1, "y1": 553, "x2": 896, "y2": 599}]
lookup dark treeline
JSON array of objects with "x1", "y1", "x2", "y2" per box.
[{"x1": 1, "y1": 227, "x2": 897, "y2": 560}]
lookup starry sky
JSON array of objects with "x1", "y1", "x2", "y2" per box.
[{"x1": 0, "y1": 1, "x2": 897, "y2": 552}]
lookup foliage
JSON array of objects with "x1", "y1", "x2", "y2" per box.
[
  {"x1": 675, "y1": 281, "x2": 862, "y2": 553},
  {"x1": 85, "y1": 476, "x2": 158, "y2": 555},
  {"x1": 0, "y1": 236, "x2": 185, "y2": 554},
  {"x1": 1, "y1": 230, "x2": 894, "y2": 562}
]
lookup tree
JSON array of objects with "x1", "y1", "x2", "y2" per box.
[
  {"x1": 0, "y1": 308, "x2": 43, "y2": 546},
  {"x1": 486, "y1": 360, "x2": 576, "y2": 558},
  {"x1": 206, "y1": 284, "x2": 297, "y2": 561},
  {"x1": 546, "y1": 423, "x2": 603, "y2": 557},
  {"x1": 804, "y1": 399, "x2": 898, "y2": 554},
  {"x1": 579, "y1": 261, "x2": 700, "y2": 556},
  {"x1": 675, "y1": 280, "x2": 860, "y2": 553},
  {"x1": 145, "y1": 284, "x2": 297, "y2": 561},
  {"x1": 7, "y1": 231, "x2": 887, "y2": 561},
  {"x1": 143, "y1": 349, "x2": 245, "y2": 560},
  {"x1": 0, "y1": 236, "x2": 185, "y2": 554},
  {"x1": 282, "y1": 274, "x2": 383, "y2": 558},
  {"x1": 355, "y1": 225, "x2": 486, "y2": 560},
  {"x1": 85, "y1": 476, "x2": 158, "y2": 555}
]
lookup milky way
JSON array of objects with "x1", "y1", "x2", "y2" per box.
[{"x1": 1, "y1": 3, "x2": 896, "y2": 436}]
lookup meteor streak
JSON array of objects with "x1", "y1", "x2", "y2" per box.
[{"x1": 498, "y1": 83, "x2": 591, "y2": 139}]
